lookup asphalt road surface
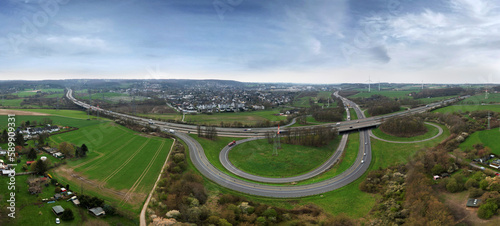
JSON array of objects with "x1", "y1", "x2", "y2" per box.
[{"x1": 66, "y1": 88, "x2": 465, "y2": 197}]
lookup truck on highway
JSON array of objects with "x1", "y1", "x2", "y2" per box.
[{"x1": 228, "y1": 140, "x2": 236, "y2": 147}]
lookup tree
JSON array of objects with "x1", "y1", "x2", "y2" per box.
[
  {"x1": 33, "y1": 160, "x2": 49, "y2": 175},
  {"x1": 61, "y1": 209, "x2": 74, "y2": 221},
  {"x1": 58, "y1": 142, "x2": 75, "y2": 157},
  {"x1": 446, "y1": 178, "x2": 461, "y2": 193},
  {"x1": 15, "y1": 132, "x2": 24, "y2": 146},
  {"x1": 38, "y1": 133, "x2": 49, "y2": 147},
  {"x1": 80, "y1": 144, "x2": 88, "y2": 157},
  {"x1": 1, "y1": 129, "x2": 7, "y2": 143},
  {"x1": 27, "y1": 148, "x2": 37, "y2": 160},
  {"x1": 478, "y1": 202, "x2": 498, "y2": 219}
]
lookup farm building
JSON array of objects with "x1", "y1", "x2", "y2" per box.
[
  {"x1": 89, "y1": 207, "x2": 106, "y2": 217},
  {"x1": 52, "y1": 205, "x2": 64, "y2": 216}
]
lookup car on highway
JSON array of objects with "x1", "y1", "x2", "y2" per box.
[
  {"x1": 349, "y1": 126, "x2": 353, "y2": 128},
  {"x1": 361, "y1": 160, "x2": 364, "y2": 163},
  {"x1": 357, "y1": 121, "x2": 359, "y2": 123}
]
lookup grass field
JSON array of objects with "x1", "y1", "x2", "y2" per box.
[
  {"x1": 418, "y1": 95, "x2": 458, "y2": 104},
  {"x1": 0, "y1": 115, "x2": 102, "y2": 129},
  {"x1": 370, "y1": 123, "x2": 450, "y2": 169},
  {"x1": 53, "y1": 122, "x2": 173, "y2": 206},
  {"x1": 228, "y1": 138, "x2": 340, "y2": 178},
  {"x1": 74, "y1": 90, "x2": 136, "y2": 103},
  {"x1": 185, "y1": 110, "x2": 287, "y2": 126},
  {"x1": 141, "y1": 110, "x2": 287, "y2": 126},
  {"x1": 0, "y1": 110, "x2": 174, "y2": 215},
  {"x1": 292, "y1": 91, "x2": 334, "y2": 108},
  {"x1": 372, "y1": 123, "x2": 440, "y2": 142},
  {"x1": 0, "y1": 99, "x2": 24, "y2": 107},
  {"x1": 138, "y1": 113, "x2": 182, "y2": 121},
  {"x1": 433, "y1": 105, "x2": 500, "y2": 114},
  {"x1": 459, "y1": 93, "x2": 500, "y2": 105},
  {"x1": 295, "y1": 132, "x2": 359, "y2": 185},
  {"x1": 459, "y1": 129, "x2": 500, "y2": 155},
  {"x1": 351, "y1": 90, "x2": 412, "y2": 99}
]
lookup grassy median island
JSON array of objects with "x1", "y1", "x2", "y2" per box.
[
  {"x1": 228, "y1": 137, "x2": 340, "y2": 178},
  {"x1": 372, "y1": 123, "x2": 441, "y2": 142}
]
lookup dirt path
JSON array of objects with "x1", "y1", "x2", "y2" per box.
[
  {"x1": 0, "y1": 109, "x2": 50, "y2": 116},
  {"x1": 54, "y1": 167, "x2": 126, "y2": 199},
  {"x1": 140, "y1": 139, "x2": 176, "y2": 226}
]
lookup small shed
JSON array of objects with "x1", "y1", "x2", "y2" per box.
[
  {"x1": 72, "y1": 199, "x2": 80, "y2": 206},
  {"x1": 466, "y1": 198, "x2": 481, "y2": 208},
  {"x1": 89, "y1": 207, "x2": 106, "y2": 217},
  {"x1": 52, "y1": 205, "x2": 65, "y2": 216},
  {"x1": 54, "y1": 193, "x2": 62, "y2": 200}
]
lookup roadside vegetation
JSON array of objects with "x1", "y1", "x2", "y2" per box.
[{"x1": 379, "y1": 115, "x2": 427, "y2": 137}]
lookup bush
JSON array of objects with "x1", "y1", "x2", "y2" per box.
[
  {"x1": 478, "y1": 202, "x2": 498, "y2": 219},
  {"x1": 379, "y1": 116, "x2": 427, "y2": 137},
  {"x1": 61, "y1": 209, "x2": 74, "y2": 221},
  {"x1": 446, "y1": 178, "x2": 463, "y2": 193},
  {"x1": 465, "y1": 178, "x2": 479, "y2": 189},
  {"x1": 469, "y1": 188, "x2": 484, "y2": 198}
]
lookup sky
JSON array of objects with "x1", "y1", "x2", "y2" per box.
[{"x1": 1, "y1": 0, "x2": 500, "y2": 84}]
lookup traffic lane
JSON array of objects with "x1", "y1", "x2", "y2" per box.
[{"x1": 179, "y1": 131, "x2": 370, "y2": 197}]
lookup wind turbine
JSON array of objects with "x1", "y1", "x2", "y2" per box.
[{"x1": 366, "y1": 76, "x2": 372, "y2": 92}]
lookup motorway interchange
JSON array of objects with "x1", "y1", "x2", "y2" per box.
[{"x1": 66, "y1": 89, "x2": 466, "y2": 198}]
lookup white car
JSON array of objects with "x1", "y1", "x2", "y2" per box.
[
  {"x1": 56, "y1": 218, "x2": 60, "y2": 224},
  {"x1": 361, "y1": 160, "x2": 364, "y2": 163}
]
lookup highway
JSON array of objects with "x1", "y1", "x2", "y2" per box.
[
  {"x1": 65, "y1": 88, "x2": 464, "y2": 197},
  {"x1": 66, "y1": 89, "x2": 467, "y2": 137}
]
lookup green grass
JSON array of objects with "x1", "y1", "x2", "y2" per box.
[
  {"x1": 0, "y1": 113, "x2": 174, "y2": 215},
  {"x1": 292, "y1": 91, "x2": 335, "y2": 108},
  {"x1": 0, "y1": 98, "x2": 24, "y2": 107},
  {"x1": 0, "y1": 175, "x2": 134, "y2": 226},
  {"x1": 185, "y1": 110, "x2": 287, "y2": 125},
  {"x1": 228, "y1": 138, "x2": 340, "y2": 178},
  {"x1": 138, "y1": 113, "x2": 182, "y2": 121},
  {"x1": 55, "y1": 122, "x2": 173, "y2": 194},
  {"x1": 348, "y1": 108, "x2": 359, "y2": 120},
  {"x1": 372, "y1": 123, "x2": 441, "y2": 142},
  {"x1": 370, "y1": 123, "x2": 450, "y2": 169},
  {"x1": 418, "y1": 95, "x2": 458, "y2": 104},
  {"x1": 459, "y1": 129, "x2": 500, "y2": 155},
  {"x1": 295, "y1": 132, "x2": 359, "y2": 185},
  {"x1": 433, "y1": 105, "x2": 500, "y2": 114},
  {"x1": 191, "y1": 135, "x2": 245, "y2": 176},
  {"x1": 460, "y1": 93, "x2": 500, "y2": 105},
  {"x1": 0, "y1": 115, "x2": 102, "y2": 129},
  {"x1": 142, "y1": 110, "x2": 288, "y2": 126}
]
